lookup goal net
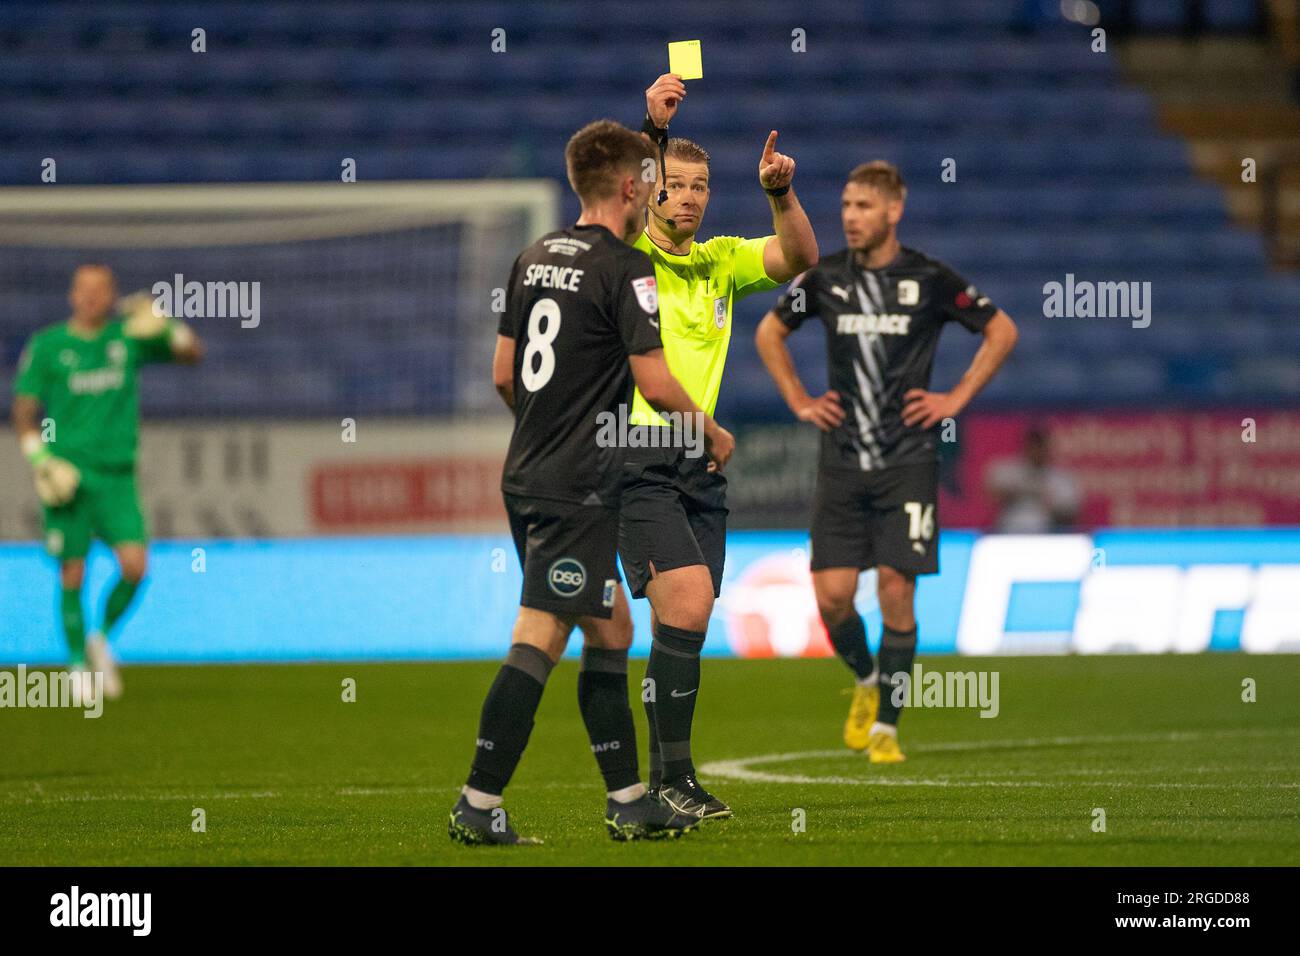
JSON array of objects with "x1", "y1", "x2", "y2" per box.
[{"x1": 0, "y1": 180, "x2": 559, "y2": 417}]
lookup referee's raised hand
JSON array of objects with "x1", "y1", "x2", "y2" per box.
[
  {"x1": 758, "y1": 130, "x2": 795, "y2": 191},
  {"x1": 646, "y1": 73, "x2": 686, "y2": 128}
]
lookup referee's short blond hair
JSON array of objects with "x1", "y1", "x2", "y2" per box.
[
  {"x1": 665, "y1": 138, "x2": 710, "y2": 168},
  {"x1": 846, "y1": 161, "x2": 907, "y2": 201}
]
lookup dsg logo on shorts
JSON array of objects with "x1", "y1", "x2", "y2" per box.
[{"x1": 547, "y1": 558, "x2": 586, "y2": 597}]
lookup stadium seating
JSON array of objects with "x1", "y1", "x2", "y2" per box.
[{"x1": 0, "y1": 0, "x2": 1291, "y2": 418}]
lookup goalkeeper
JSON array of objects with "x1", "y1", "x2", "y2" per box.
[{"x1": 11, "y1": 264, "x2": 204, "y2": 699}]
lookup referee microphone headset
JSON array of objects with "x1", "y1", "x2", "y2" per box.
[{"x1": 642, "y1": 113, "x2": 676, "y2": 232}]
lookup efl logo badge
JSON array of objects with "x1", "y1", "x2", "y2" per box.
[
  {"x1": 547, "y1": 558, "x2": 587, "y2": 597},
  {"x1": 897, "y1": 279, "x2": 919, "y2": 306},
  {"x1": 713, "y1": 296, "x2": 727, "y2": 329},
  {"x1": 602, "y1": 578, "x2": 617, "y2": 608},
  {"x1": 632, "y1": 276, "x2": 658, "y2": 314}
]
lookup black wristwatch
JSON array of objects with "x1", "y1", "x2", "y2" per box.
[{"x1": 764, "y1": 184, "x2": 791, "y2": 197}]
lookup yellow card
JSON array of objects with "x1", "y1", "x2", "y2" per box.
[{"x1": 668, "y1": 40, "x2": 703, "y2": 80}]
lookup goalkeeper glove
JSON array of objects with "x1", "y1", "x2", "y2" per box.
[
  {"x1": 22, "y1": 433, "x2": 80, "y2": 507},
  {"x1": 119, "y1": 290, "x2": 196, "y2": 349},
  {"x1": 119, "y1": 291, "x2": 169, "y2": 338}
]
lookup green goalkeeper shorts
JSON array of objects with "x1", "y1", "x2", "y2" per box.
[{"x1": 42, "y1": 465, "x2": 148, "y2": 560}]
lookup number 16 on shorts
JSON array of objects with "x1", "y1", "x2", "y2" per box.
[{"x1": 904, "y1": 501, "x2": 935, "y2": 543}]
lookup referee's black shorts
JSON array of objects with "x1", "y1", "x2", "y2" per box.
[
  {"x1": 810, "y1": 461, "x2": 940, "y2": 576},
  {"x1": 618, "y1": 445, "x2": 728, "y2": 600},
  {"x1": 505, "y1": 493, "x2": 621, "y2": 619}
]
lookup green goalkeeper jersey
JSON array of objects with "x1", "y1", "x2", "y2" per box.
[
  {"x1": 628, "y1": 231, "x2": 778, "y2": 426},
  {"x1": 13, "y1": 317, "x2": 174, "y2": 470}
]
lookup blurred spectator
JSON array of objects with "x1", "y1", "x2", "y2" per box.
[{"x1": 985, "y1": 426, "x2": 1082, "y2": 533}]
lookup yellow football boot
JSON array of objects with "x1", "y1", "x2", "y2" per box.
[
  {"x1": 867, "y1": 729, "x2": 906, "y2": 764},
  {"x1": 843, "y1": 682, "x2": 879, "y2": 751}
]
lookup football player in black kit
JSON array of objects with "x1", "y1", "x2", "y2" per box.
[
  {"x1": 755, "y1": 161, "x2": 1018, "y2": 762},
  {"x1": 449, "y1": 121, "x2": 735, "y2": 845}
]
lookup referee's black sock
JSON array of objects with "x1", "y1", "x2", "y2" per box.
[
  {"x1": 466, "y1": 643, "x2": 554, "y2": 796},
  {"x1": 577, "y1": 646, "x2": 640, "y2": 794},
  {"x1": 644, "y1": 686, "x2": 662, "y2": 790},
  {"x1": 876, "y1": 625, "x2": 918, "y2": 726},
  {"x1": 647, "y1": 622, "x2": 705, "y2": 782},
  {"x1": 826, "y1": 612, "x2": 876, "y2": 682}
]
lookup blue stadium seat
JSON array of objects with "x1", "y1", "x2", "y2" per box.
[{"x1": 0, "y1": 0, "x2": 1291, "y2": 414}]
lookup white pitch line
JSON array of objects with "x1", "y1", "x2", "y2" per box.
[
  {"x1": 698, "y1": 728, "x2": 1300, "y2": 789},
  {"x1": 1, "y1": 789, "x2": 283, "y2": 804},
  {"x1": 6, "y1": 730, "x2": 1297, "y2": 803}
]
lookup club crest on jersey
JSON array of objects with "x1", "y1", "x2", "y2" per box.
[
  {"x1": 631, "y1": 276, "x2": 658, "y2": 314},
  {"x1": 897, "y1": 279, "x2": 919, "y2": 306},
  {"x1": 547, "y1": 558, "x2": 587, "y2": 598}
]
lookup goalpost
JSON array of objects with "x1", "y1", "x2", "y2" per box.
[{"x1": 0, "y1": 180, "x2": 560, "y2": 416}]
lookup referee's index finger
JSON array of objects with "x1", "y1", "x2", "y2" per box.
[{"x1": 762, "y1": 129, "x2": 778, "y2": 157}]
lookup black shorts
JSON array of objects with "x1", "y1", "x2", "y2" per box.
[
  {"x1": 810, "y1": 461, "x2": 939, "y2": 575},
  {"x1": 618, "y1": 445, "x2": 728, "y2": 600},
  {"x1": 504, "y1": 493, "x2": 621, "y2": 619}
]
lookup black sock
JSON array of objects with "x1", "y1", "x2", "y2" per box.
[
  {"x1": 577, "y1": 646, "x2": 640, "y2": 793},
  {"x1": 646, "y1": 622, "x2": 705, "y2": 782},
  {"x1": 466, "y1": 643, "x2": 554, "y2": 795},
  {"x1": 644, "y1": 683, "x2": 662, "y2": 790},
  {"x1": 826, "y1": 613, "x2": 875, "y2": 681},
  {"x1": 876, "y1": 625, "x2": 917, "y2": 726}
]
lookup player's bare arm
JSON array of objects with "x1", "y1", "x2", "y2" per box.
[
  {"x1": 13, "y1": 391, "x2": 81, "y2": 507},
  {"x1": 902, "y1": 310, "x2": 1019, "y2": 429},
  {"x1": 492, "y1": 334, "x2": 516, "y2": 409},
  {"x1": 754, "y1": 311, "x2": 844, "y2": 432},
  {"x1": 758, "y1": 131, "x2": 818, "y2": 282},
  {"x1": 629, "y1": 349, "x2": 735, "y2": 470},
  {"x1": 12, "y1": 393, "x2": 40, "y2": 444}
]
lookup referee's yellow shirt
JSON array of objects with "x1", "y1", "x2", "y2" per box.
[{"x1": 629, "y1": 231, "x2": 778, "y2": 425}]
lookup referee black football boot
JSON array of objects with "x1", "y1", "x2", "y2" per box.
[
  {"x1": 605, "y1": 792, "x2": 700, "y2": 841},
  {"x1": 658, "y1": 773, "x2": 732, "y2": 820},
  {"x1": 448, "y1": 795, "x2": 541, "y2": 845}
]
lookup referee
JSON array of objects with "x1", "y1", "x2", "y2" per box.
[{"x1": 619, "y1": 74, "x2": 819, "y2": 820}]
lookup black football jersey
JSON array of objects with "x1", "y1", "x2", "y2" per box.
[
  {"x1": 773, "y1": 246, "x2": 997, "y2": 472},
  {"x1": 498, "y1": 223, "x2": 664, "y2": 506}
]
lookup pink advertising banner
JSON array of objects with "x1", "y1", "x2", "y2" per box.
[{"x1": 943, "y1": 411, "x2": 1300, "y2": 529}]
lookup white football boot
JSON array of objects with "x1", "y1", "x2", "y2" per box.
[{"x1": 85, "y1": 632, "x2": 123, "y2": 700}]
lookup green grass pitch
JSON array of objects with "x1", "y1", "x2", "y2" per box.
[{"x1": 4, "y1": 654, "x2": 1298, "y2": 866}]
